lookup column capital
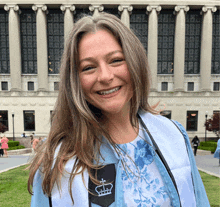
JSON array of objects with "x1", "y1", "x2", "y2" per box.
[
  {"x1": 202, "y1": 6, "x2": 217, "y2": 13},
  {"x1": 60, "y1": 4, "x2": 75, "y2": 12},
  {"x1": 174, "y1": 5, "x2": 190, "y2": 13},
  {"x1": 4, "y1": 4, "x2": 19, "y2": 12},
  {"x1": 89, "y1": 5, "x2": 104, "y2": 12},
  {"x1": 32, "y1": 4, "x2": 47, "y2": 12},
  {"x1": 118, "y1": 5, "x2": 133, "y2": 13},
  {"x1": 146, "y1": 5, "x2": 161, "y2": 13}
]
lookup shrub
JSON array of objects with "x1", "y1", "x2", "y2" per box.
[
  {"x1": 8, "y1": 141, "x2": 19, "y2": 148},
  {"x1": 8, "y1": 145, "x2": 25, "y2": 151},
  {"x1": 198, "y1": 141, "x2": 217, "y2": 153}
]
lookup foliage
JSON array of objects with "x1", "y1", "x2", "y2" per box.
[
  {"x1": 0, "y1": 122, "x2": 8, "y2": 133},
  {"x1": 8, "y1": 141, "x2": 19, "y2": 148},
  {"x1": 205, "y1": 112, "x2": 220, "y2": 138},
  {"x1": 198, "y1": 141, "x2": 217, "y2": 153},
  {"x1": 8, "y1": 145, "x2": 25, "y2": 151}
]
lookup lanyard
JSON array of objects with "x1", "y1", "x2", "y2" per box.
[{"x1": 137, "y1": 114, "x2": 182, "y2": 207}]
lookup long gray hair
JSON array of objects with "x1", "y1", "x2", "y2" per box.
[{"x1": 28, "y1": 12, "x2": 154, "y2": 204}]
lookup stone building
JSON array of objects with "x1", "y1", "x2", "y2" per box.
[{"x1": 0, "y1": 0, "x2": 219, "y2": 140}]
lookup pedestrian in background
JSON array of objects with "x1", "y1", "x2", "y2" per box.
[
  {"x1": 213, "y1": 138, "x2": 220, "y2": 166},
  {"x1": 191, "y1": 135, "x2": 200, "y2": 156},
  {"x1": 0, "y1": 136, "x2": 4, "y2": 157},
  {"x1": 30, "y1": 135, "x2": 34, "y2": 153},
  {"x1": 32, "y1": 137, "x2": 39, "y2": 152},
  {"x1": 1, "y1": 135, "x2": 8, "y2": 157}
]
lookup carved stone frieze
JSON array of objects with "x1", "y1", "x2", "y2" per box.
[
  {"x1": 4, "y1": 4, "x2": 19, "y2": 12},
  {"x1": 118, "y1": 5, "x2": 133, "y2": 13},
  {"x1": 32, "y1": 4, "x2": 47, "y2": 12},
  {"x1": 60, "y1": 4, "x2": 75, "y2": 12},
  {"x1": 202, "y1": 6, "x2": 217, "y2": 13},
  {"x1": 89, "y1": 5, "x2": 104, "y2": 12},
  {"x1": 146, "y1": 5, "x2": 161, "y2": 14}
]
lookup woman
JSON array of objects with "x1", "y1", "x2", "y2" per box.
[
  {"x1": 1, "y1": 135, "x2": 8, "y2": 157},
  {"x1": 0, "y1": 136, "x2": 4, "y2": 157},
  {"x1": 28, "y1": 13, "x2": 209, "y2": 207},
  {"x1": 191, "y1": 136, "x2": 200, "y2": 156},
  {"x1": 214, "y1": 138, "x2": 220, "y2": 166}
]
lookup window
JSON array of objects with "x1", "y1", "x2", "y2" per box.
[
  {"x1": 0, "y1": 110, "x2": 8, "y2": 130},
  {"x1": 185, "y1": 10, "x2": 201, "y2": 74},
  {"x1": 187, "y1": 111, "x2": 198, "y2": 131},
  {"x1": 104, "y1": 7, "x2": 120, "y2": 18},
  {"x1": 212, "y1": 10, "x2": 220, "y2": 74},
  {"x1": 161, "y1": 82, "x2": 168, "y2": 91},
  {"x1": 47, "y1": 9, "x2": 64, "y2": 74},
  {"x1": 187, "y1": 82, "x2": 194, "y2": 91},
  {"x1": 1, "y1": 82, "x2": 8, "y2": 90},
  {"x1": 23, "y1": 110, "x2": 35, "y2": 131},
  {"x1": 158, "y1": 10, "x2": 175, "y2": 74},
  {"x1": 20, "y1": 9, "x2": 37, "y2": 74},
  {"x1": 213, "y1": 82, "x2": 220, "y2": 91},
  {"x1": 28, "y1": 81, "x2": 34, "y2": 91},
  {"x1": 130, "y1": 9, "x2": 148, "y2": 51},
  {"x1": 0, "y1": 10, "x2": 9, "y2": 74},
  {"x1": 160, "y1": 110, "x2": 171, "y2": 119},
  {"x1": 54, "y1": 82, "x2": 59, "y2": 91}
]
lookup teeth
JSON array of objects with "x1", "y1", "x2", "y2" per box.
[{"x1": 98, "y1": 87, "x2": 120, "y2": 95}]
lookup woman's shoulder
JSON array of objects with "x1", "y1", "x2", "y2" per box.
[{"x1": 139, "y1": 110, "x2": 187, "y2": 137}]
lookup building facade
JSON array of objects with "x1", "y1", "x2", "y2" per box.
[{"x1": 0, "y1": 0, "x2": 219, "y2": 140}]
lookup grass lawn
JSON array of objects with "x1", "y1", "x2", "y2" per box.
[
  {"x1": 199, "y1": 171, "x2": 220, "y2": 207},
  {"x1": 0, "y1": 165, "x2": 219, "y2": 206}
]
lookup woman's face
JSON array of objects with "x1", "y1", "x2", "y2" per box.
[{"x1": 78, "y1": 29, "x2": 133, "y2": 116}]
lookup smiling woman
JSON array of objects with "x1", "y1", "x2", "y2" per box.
[
  {"x1": 28, "y1": 13, "x2": 210, "y2": 207},
  {"x1": 78, "y1": 30, "x2": 133, "y2": 119}
]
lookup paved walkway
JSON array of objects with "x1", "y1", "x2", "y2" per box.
[
  {"x1": 0, "y1": 153, "x2": 220, "y2": 178},
  {"x1": 0, "y1": 153, "x2": 33, "y2": 173},
  {"x1": 194, "y1": 154, "x2": 220, "y2": 178}
]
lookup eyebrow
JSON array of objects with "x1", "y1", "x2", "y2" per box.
[{"x1": 79, "y1": 50, "x2": 123, "y2": 64}]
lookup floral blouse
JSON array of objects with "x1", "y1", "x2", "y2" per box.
[{"x1": 117, "y1": 127, "x2": 171, "y2": 207}]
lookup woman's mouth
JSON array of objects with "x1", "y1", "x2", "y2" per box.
[{"x1": 97, "y1": 86, "x2": 121, "y2": 95}]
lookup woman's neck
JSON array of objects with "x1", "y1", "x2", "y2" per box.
[{"x1": 103, "y1": 110, "x2": 138, "y2": 144}]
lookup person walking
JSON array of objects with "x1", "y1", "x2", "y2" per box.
[
  {"x1": 191, "y1": 136, "x2": 200, "y2": 156},
  {"x1": 213, "y1": 138, "x2": 220, "y2": 166},
  {"x1": 0, "y1": 136, "x2": 4, "y2": 157},
  {"x1": 1, "y1": 135, "x2": 9, "y2": 157}
]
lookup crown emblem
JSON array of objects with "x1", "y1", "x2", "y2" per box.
[{"x1": 95, "y1": 178, "x2": 113, "y2": 197}]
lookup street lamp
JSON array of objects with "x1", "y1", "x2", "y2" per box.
[
  {"x1": 205, "y1": 111, "x2": 208, "y2": 142},
  {"x1": 12, "y1": 111, "x2": 15, "y2": 141}
]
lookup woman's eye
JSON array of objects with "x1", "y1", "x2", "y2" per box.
[
  {"x1": 111, "y1": 58, "x2": 124, "y2": 64},
  {"x1": 82, "y1": 66, "x2": 95, "y2": 72}
]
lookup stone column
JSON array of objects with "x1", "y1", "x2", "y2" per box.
[
  {"x1": 32, "y1": 5, "x2": 48, "y2": 92},
  {"x1": 173, "y1": 6, "x2": 189, "y2": 92},
  {"x1": 147, "y1": 5, "x2": 161, "y2": 92},
  {"x1": 60, "y1": 5, "x2": 75, "y2": 45},
  {"x1": 89, "y1": 5, "x2": 104, "y2": 17},
  {"x1": 4, "y1": 4, "x2": 22, "y2": 92},
  {"x1": 118, "y1": 5, "x2": 133, "y2": 28},
  {"x1": 200, "y1": 6, "x2": 217, "y2": 92}
]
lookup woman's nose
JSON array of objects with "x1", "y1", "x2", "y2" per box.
[{"x1": 97, "y1": 63, "x2": 114, "y2": 83}]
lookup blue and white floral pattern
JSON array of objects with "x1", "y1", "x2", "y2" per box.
[{"x1": 118, "y1": 136, "x2": 171, "y2": 207}]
